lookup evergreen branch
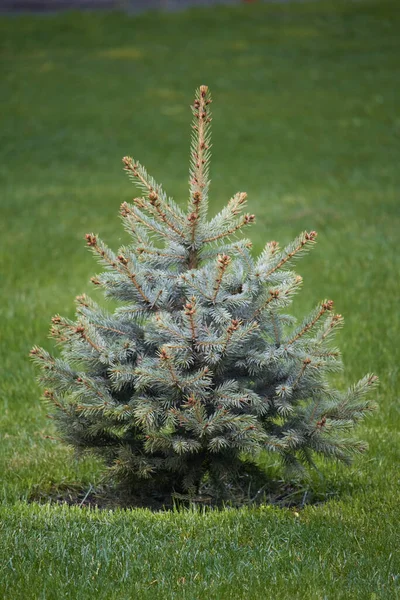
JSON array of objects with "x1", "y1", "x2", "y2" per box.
[
  {"x1": 163, "y1": 343, "x2": 188, "y2": 351},
  {"x1": 85, "y1": 233, "x2": 153, "y2": 307},
  {"x1": 291, "y1": 358, "x2": 312, "y2": 391},
  {"x1": 137, "y1": 247, "x2": 187, "y2": 261},
  {"x1": 212, "y1": 254, "x2": 231, "y2": 302},
  {"x1": 259, "y1": 231, "x2": 317, "y2": 278},
  {"x1": 231, "y1": 238, "x2": 254, "y2": 271},
  {"x1": 75, "y1": 293, "x2": 96, "y2": 310},
  {"x1": 154, "y1": 313, "x2": 188, "y2": 342},
  {"x1": 122, "y1": 156, "x2": 186, "y2": 226},
  {"x1": 205, "y1": 192, "x2": 248, "y2": 234},
  {"x1": 182, "y1": 366, "x2": 211, "y2": 387},
  {"x1": 115, "y1": 253, "x2": 152, "y2": 305},
  {"x1": 270, "y1": 312, "x2": 281, "y2": 346},
  {"x1": 319, "y1": 313, "x2": 344, "y2": 341},
  {"x1": 172, "y1": 437, "x2": 202, "y2": 455},
  {"x1": 85, "y1": 234, "x2": 119, "y2": 270},
  {"x1": 288, "y1": 358, "x2": 326, "y2": 395},
  {"x1": 108, "y1": 364, "x2": 136, "y2": 389},
  {"x1": 308, "y1": 347, "x2": 340, "y2": 359},
  {"x1": 30, "y1": 347, "x2": 81, "y2": 394},
  {"x1": 188, "y1": 85, "x2": 212, "y2": 222},
  {"x1": 74, "y1": 374, "x2": 110, "y2": 401},
  {"x1": 199, "y1": 238, "x2": 252, "y2": 263},
  {"x1": 226, "y1": 191, "x2": 248, "y2": 216},
  {"x1": 195, "y1": 340, "x2": 224, "y2": 349},
  {"x1": 263, "y1": 437, "x2": 288, "y2": 452},
  {"x1": 158, "y1": 347, "x2": 180, "y2": 386},
  {"x1": 119, "y1": 212, "x2": 150, "y2": 246},
  {"x1": 184, "y1": 297, "x2": 198, "y2": 342},
  {"x1": 133, "y1": 369, "x2": 171, "y2": 391},
  {"x1": 195, "y1": 321, "x2": 258, "y2": 362},
  {"x1": 308, "y1": 397, "x2": 322, "y2": 425},
  {"x1": 74, "y1": 402, "x2": 113, "y2": 417},
  {"x1": 323, "y1": 375, "x2": 378, "y2": 422},
  {"x1": 223, "y1": 320, "x2": 259, "y2": 354},
  {"x1": 221, "y1": 319, "x2": 241, "y2": 354},
  {"x1": 50, "y1": 315, "x2": 104, "y2": 353},
  {"x1": 252, "y1": 289, "x2": 280, "y2": 319},
  {"x1": 186, "y1": 86, "x2": 213, "y2": 265},
  {"x1": 89, "y1": 323, "x2": 128, "y2": 337},
  {"x1": 254, "y1": 278, "x2": 293, "y2": 312},
  {"x1": 132, "y1": 398, "x2": 160, "y2": 427},
  {"x1": 120, "y1": 202, "x2": 179, "y2": 244},
  {"x1": 132, "y1": 195, "x2": 186, "y2": 241},
  {"x1": 286, "y1": 300, "x2": 334, "y2": 345},
  {"x1": 203, "y1": 213, "x2": 256, "y2": 244},
  {"x1": 151, "y1": 289, "x2": 164, "y2": 310},
  {"x1": 43, "y1": 389, "x2": 68, "y2": 413},
  {"x1": 257, "y1": 240, "x2": 280, "y2": 265},
  {"x1": 180, "y1": 273, "x2": 214, "y2": 302}
]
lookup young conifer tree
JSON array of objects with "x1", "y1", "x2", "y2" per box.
[{"x1": 31, "y1": 86, "x2": 377, "y2": 501}]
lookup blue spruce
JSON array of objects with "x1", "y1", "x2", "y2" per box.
[{"x1": 31, "y1": 86, "x2": 377, "y2": 503}]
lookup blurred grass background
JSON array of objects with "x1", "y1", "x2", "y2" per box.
[{"x1": 1, "y1": 1, "x2": 399, "y2": 598}]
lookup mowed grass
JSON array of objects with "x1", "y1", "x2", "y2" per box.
[{"x1": 0, "y1": 1, "x2": 399, "y2": 598}]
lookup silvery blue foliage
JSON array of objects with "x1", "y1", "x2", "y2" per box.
[{"x1": 31, "y1": 86, "x2": 377, "y2": 500}]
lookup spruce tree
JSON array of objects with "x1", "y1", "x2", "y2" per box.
[{"x1": 31, "y1": 86, "x2": 377, "y2": 503}]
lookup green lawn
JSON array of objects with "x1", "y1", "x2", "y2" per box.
[{"x1": 1, "y1": 1, "x2": 399, "y2": 598}]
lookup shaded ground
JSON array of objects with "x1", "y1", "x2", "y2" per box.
[{"x1": 28, "y1": 478, "x2": 328, "y2": 511}]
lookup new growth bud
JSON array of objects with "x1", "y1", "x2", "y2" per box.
[
  {"x1": 227, "y1": 319, "x2": 241, "y2": 334},
  {"x1": 117, "y1": 254, "x2": 128, "y2": 266},
  {"x1": 85, "y1": 234, "x2": 97, "y2": 247},
  {"x1": 122, "y1": 156, "x2": 136, "y2": 171},
  {"x1": 322, "y1": 300, "x2": 334, "y2": 311},
  {"x1": 120, "y1": 202, "x2": 129, "y2": 217},
  {"x1": 192, "y1": 191, "x2": 201, "y2": 205},
  {"x1": 148, "y1": 191, "x2": 158, "y2": 204},
  {"x1": 184, "y1": 302, "x2": 195, "y2": 316},
  {"x1": 217, "y1": 254, "x2": 231, "y2": 267},
  {"x1": 305, "y1": 231, "x2": 317, "y2": 241},
  {"x1": 187, "y1": 212, "x2": 199, "y2": 223},
  {"x1": 159, "y1": 348, "x2": 170, "y2": 361},
  {"x1": 76, "y1": 295, "x2": 89, "y2": 307}
]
